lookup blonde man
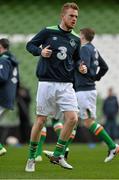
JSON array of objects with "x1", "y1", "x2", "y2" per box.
[{"x1": 25, "y1": 2, "x2": 80, "y2": 172}]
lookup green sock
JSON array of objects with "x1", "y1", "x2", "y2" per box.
[
  {"x1": 54, "y1": 139, "x2": 67, "y2": 157},
  {"x1": 0, "y1": 143, "x2": 3, "y2": 150},
  {"x1": 89, "y1": 122, "x2": 116, "y2": 150},
  {"x1": 35, "y1": 127, "x2": 47, "y2": 157},
  {"x1": 52, "y1": 119, "x2": 63, "y2": 137},
  {"x1": 62, "y1": 129, "x2": 76, "y2": 156},
  {"x1": 29, "y1": 141, "x2": 38, "y2": 159}
]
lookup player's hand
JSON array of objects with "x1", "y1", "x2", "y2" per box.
[
  {"x1": 41, "y1": 45, "x2": 52, "y2": 58},
  {"x1": 79, "y1": 61, "x2": 87, "y2": 74}
]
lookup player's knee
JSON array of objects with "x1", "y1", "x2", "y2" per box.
[
  {"x1": 36, "y1": 116, "x2": 46, "y2": 127},
  {"x1": 84, "y1": 119, "x2": 94, "y2": 128},
  {"x1": 69, "y1": 116, "x2": 78, "y2": 126}
]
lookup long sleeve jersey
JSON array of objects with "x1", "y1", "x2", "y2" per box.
[
  {"x1": 26, "y1": 25, "x2": 80, "y2": 83},
  {"x1": 74, "y1": 42, "x2": 108, "y2": 91}
]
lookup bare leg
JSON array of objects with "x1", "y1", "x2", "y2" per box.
[
  {"x1": 30, "y1": 115, "x2": 47, "y2": 142},
  {"x1": 59, "y1": 111, "x2": 78, "y2": 141},
  {"x1": 27, "y1": 115, "x2": 47, "y2": 160}
]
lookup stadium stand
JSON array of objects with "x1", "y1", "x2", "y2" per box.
[{"x1": 0, "y1": 0, "x2": 119, "y2": 34}]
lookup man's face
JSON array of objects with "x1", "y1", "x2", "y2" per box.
[{"x1": 62, "y1": 8, "x2": 78, "y2": 30}]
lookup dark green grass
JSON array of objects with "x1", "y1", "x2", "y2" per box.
[{"x1": 0, "y1": 144, "x2": 119, "y2": 179}]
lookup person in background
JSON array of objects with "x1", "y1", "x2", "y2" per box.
[
  {"x1": 44, "y1": 28, "x2": 119, "y2": 163},
  {"x1": 17, "y1": 85, "x2": 31, "y2": 144},
  {"x1": 103, "y1": 87, "x2": 119, "y2": 140},
  {"x1": 0, "y1": 38, "x2": 19, "y2": 156},
  {"x1": 74, "y1": 28, "x2": 119, "y2": 163}
]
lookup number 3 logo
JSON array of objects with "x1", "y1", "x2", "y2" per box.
[{"x1": 57, "y1": 46, "x2": 67, "y2": 60}]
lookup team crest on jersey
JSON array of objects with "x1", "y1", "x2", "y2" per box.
[
  {"x1": 70, "y1": 39, "x2": 76, "y2": 47},
  {"x1": 52, "y1": 36, "x2": 57, "y2": 40}
]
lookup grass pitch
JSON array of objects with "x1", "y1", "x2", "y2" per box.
[{"x1": 0, "y1": 143, "x2": 119, "y2": 179}]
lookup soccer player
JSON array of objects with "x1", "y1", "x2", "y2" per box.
[
  {"x1": 75, "y1": 28, "x2": 119, "y2": 162},
  {"x1": 0, "y1": 38, "x2": 19, "y2": 155},
  {"x1": 44, "y1": 28, "x2": 119, "y2": 163},
  {"x1": 25, "y1": 2, "x2": 80, "y2": 172}
]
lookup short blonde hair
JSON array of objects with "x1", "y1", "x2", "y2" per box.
[{"x1": 61, "y1": 2, "x2": 79, "y2": 15}]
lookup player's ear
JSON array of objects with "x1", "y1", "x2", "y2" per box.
[{"x1": 60, "y1": 11, "x2": 65, "y2": 19}]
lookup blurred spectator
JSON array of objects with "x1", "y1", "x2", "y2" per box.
[
  {"x1": 103, "y1": 87, "x2": 119, "y2": 140},
  {"x1": 0, "y1": 38, "x2": 19, "y2": 155},
  {"x1": 17, "y1": 85, "x2": 31, "y2": 144}
]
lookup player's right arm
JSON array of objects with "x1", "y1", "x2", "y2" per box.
[
  {"x1": 78, "y1": 46, "x2": 90, "y2": 74},
  {"x1": 26, "y1": 28, "x2": 50, "y2": 56}
]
